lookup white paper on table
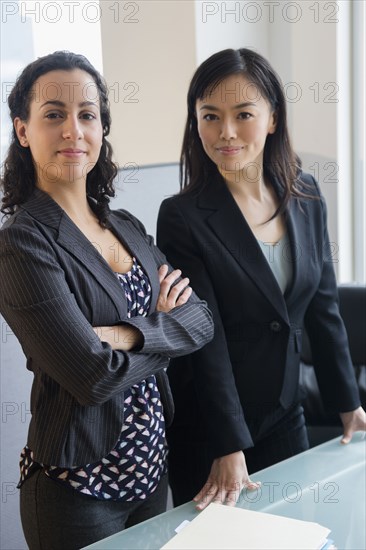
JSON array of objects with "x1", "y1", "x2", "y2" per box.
[
  {"x1": 160, "y1": 503, "x2": 330, "y2": 550},
  {"x1": 174, "y1": 520, "x2": 191, "y2": 534}
]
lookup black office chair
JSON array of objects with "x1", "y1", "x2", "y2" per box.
[{"x1": 300, "y1": 284, "x2": 366, "y2": 447}]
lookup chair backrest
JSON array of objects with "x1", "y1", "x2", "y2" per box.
[{"x1": 301, "y1": 284, "x2": 366, "y2": 366}]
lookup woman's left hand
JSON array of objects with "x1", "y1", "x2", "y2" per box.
[
  {"x1": 339, "y1": 406, "x2": 366, "y2": 444},
  {"x1": 93, "y1": 325, "x2": 143, "y2": 351}
]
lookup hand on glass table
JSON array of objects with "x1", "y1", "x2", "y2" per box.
[
  {"x1": 340, "y1": 406, "x2": 366, "y2": 444},
  {"x1": 193, "y1": 450, "x2": 261, "y2": 510}
]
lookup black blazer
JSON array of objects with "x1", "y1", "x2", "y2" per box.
[
  {"x1": 157, "y1": 172, "x2": 360, "y2": 458},
  {"x1": 0, "y1": 189, "x2": 213, "y2": 467}
]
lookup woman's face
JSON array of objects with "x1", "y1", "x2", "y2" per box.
[
  {"x1": 14, "y1": 68, "x2": 103, "y2": 190},
  {"x1": 195, "y1": 74, "x2": 276, "y2": 180}
]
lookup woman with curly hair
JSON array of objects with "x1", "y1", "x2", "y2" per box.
[{"x1": 0, "y1": 51, "x2": 213, "y2": 550}]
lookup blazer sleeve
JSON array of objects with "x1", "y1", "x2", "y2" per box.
[
  {"x1": 114, "y1": 209, "x2": 214, "y2": 358},
  {"x1": 0, "y1": 225, "x2": 175, "y2": 407},
  {"x1": 303, "y1": 178, "x2": 361, "y2": 413},
  {"x1": 157, "y1": 198, "x2": 254, "y2": 456}
]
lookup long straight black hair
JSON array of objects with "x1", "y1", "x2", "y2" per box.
[
  {"x1": 180, "y1": 48, "x2": 304, "y2": 215},
  {"x1": 1, "y1": 51, "x2": 118, "y2": 226}
]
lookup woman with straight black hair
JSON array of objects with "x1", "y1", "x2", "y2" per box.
[
  {"x1": 0, "y1": 50, "x2": 213, "y2": 549},
  {"x1": 157, "y1": 48, "x2": 365, "y2": 508}
]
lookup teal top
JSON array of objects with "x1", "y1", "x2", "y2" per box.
[{"x1": 257, "y1": 233, "x2": 293, "y2": 294}]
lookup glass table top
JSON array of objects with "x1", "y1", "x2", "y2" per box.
[{"x1": 84, "y1": 434, "x2": 366, "y2": 550}]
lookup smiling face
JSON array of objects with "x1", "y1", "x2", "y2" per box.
[
  {"x1": 14, "y1": 68, "x2": 103, "y2": 190},
  {"x1": 195, "y1": 74, "x2": 276, "y2": 182}
]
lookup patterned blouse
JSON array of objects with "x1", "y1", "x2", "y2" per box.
[{"x1": 18, "y1": 258, "x2": 167, "y2": 501}]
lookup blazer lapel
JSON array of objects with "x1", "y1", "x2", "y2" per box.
[
  {"x1": 199, "y1": 177, "x2": 289, "y2": 323},
  {"x1": 21, "y1": 189, "x2": 160, "y2": 317},
  {"x1": 108, "y1": 213, "x2": 161, "y2": 311},
  {"x1": 283, "y1": 195, "x2": 310, "y2": 306},
  {"x1": 56, "y1": 213, "x2": 129, "y2": 318}
]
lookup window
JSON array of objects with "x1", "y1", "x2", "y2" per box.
[
  {"x1": 1, "y1": 0, "x2": 102, "y2": 163},
  {"x1": 352, "y1": 0, "x2": 365, "y2": 282},
  {"x1": 337, "y1": 0, "x2": 365, "y2": 282}
]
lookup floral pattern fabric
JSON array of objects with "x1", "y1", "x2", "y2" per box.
[{"x1": 19, "y1": 258, "x2": 167, "y2": 501}]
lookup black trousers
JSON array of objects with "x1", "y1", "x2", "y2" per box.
[
  {"x1": 168, "y1": 404, "x2": 309, "y2": 506},
  {"x1": 20, "y1": 470, "x2": 168, "y2": 550}
]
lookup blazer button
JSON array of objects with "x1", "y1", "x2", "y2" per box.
[{"x1": 269, "y1": 320, "x2": 282, "y2": 332}]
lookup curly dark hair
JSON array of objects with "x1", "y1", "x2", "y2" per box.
[
  {"x1": 180, "y1": 48, "x2": 305, "y2": 218},
  {"x1": 1, "y1": 51, "x2": 118, "y2": 226}
]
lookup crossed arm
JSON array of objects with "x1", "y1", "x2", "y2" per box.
[
  {"x1": 94, "y1": 264, "x2": 193, "y2": 350},
  {"x1": 0, "y1": 224, "x2": 213, "y2": 407}
]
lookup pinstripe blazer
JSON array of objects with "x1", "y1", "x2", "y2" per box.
[{"x1": 0, "y1": 188, "x2": 213, "y2": 467}]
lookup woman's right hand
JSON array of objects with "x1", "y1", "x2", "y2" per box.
[
  {"x1": 193, "y1": 451, "x2": 261, "y2": 510},
  {"x1": 93, "y1": 265, "x2": 192, "y2": 348},
  {"x1": 156, "y1": 264, "x2": 192, "y2": 313}
]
